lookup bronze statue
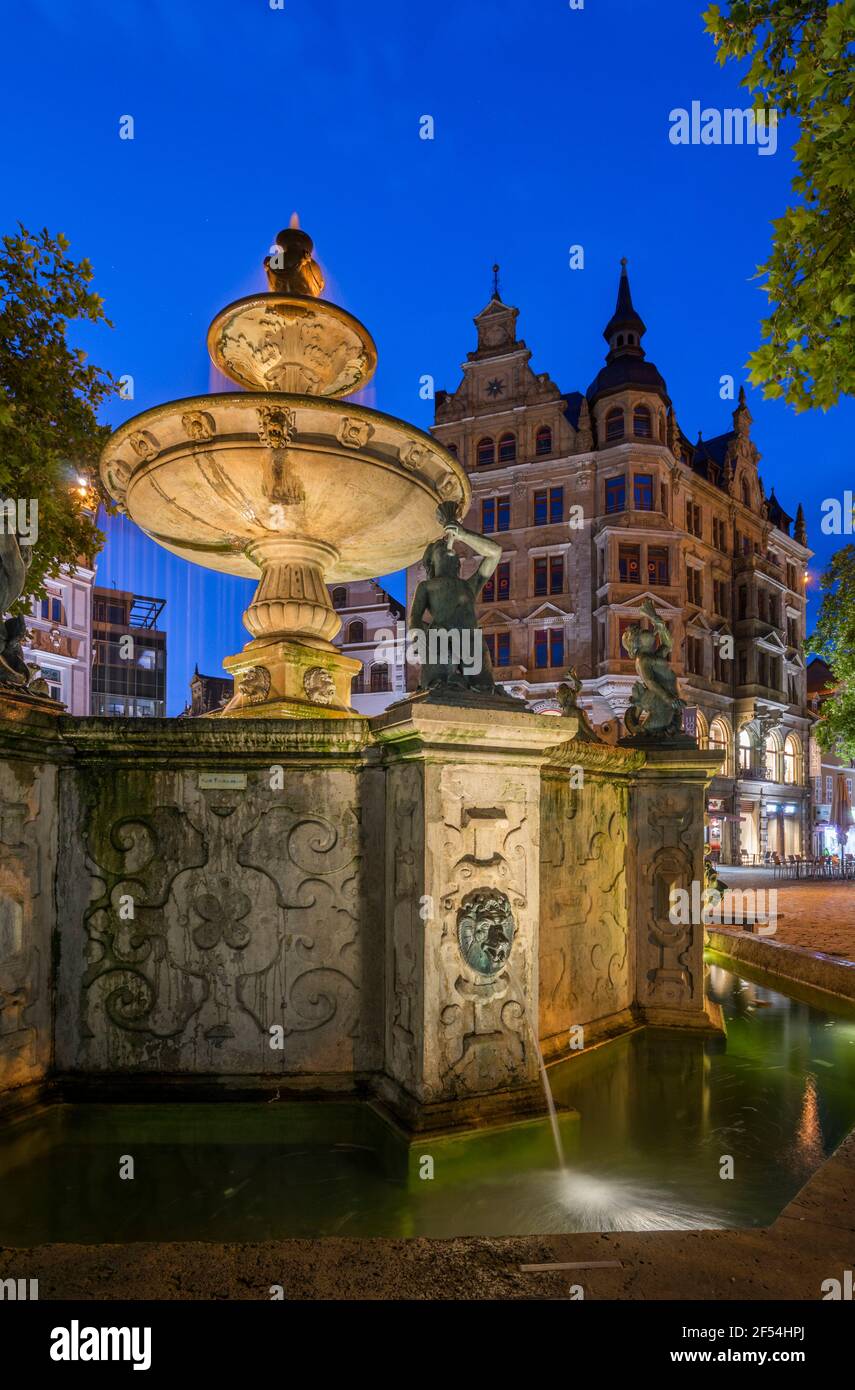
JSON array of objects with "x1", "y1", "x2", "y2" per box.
[
  {"x1": 410, "y1": 509, "x2": 501, "y2": 693},
  {"x1": 0, "y1": 532, "x2": 35, "y2": 687},
  {"x1": 556, "y1": 666, "x2": 599, "y2": 741},
  {"x1": 264, "y1": 227, "x2": 325, "y2": 298},
  {"x1": 621, "y1": 596, "x2": 686, "y2": 739}
]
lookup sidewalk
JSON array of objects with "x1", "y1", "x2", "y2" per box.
[{"x1": 712, "y1": 865, "x2": 855, "y2": 963}]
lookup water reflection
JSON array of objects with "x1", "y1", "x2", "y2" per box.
[{"x1": 1, "y1": 966, "x2": 854, "y2": 1241}]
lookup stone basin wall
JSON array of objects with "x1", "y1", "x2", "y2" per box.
[{"x1": 0, "y1": 698, "x2": 722, "y2": 1126}]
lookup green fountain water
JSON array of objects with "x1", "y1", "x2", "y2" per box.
[{"x1": 2, "y1": 965, "x2": 854, "y2": 1243}]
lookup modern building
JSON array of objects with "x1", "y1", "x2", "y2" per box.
[
  {"x1": 807, "y1": 657, "x2": 855, "y2": 856},
  {"x1": 407, "y1": 263, "x2": 813, "y2": 862},
  {"x1": 91, "y1": 589, "x2": 167, "y2": 717},
  {"x1": 23, "y1": 563, "x2": 96, "y2": 714},
  {"x1": 330, "y1": 578, "x2": 406, "y2": 715}
]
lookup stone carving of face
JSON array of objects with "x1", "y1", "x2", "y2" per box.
[
  {"x1": 303, "y1": 666, "x2": 336, "y2": 705},
  {"x1": 457, "y1": 888, "x2": 515, "y2": 976}
]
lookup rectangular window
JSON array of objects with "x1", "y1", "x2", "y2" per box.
[
  {"x1": 687, "y1": 566, "x2": 702, "y2": 606},
  {"x1": 533, "y1": 489, "x2": 548, "y2": 525},
  {"x1": 495, "y1": 632, "x2": 510, "y2": 667},
  {"x1": 634, "y1": 473, "x2": 654, "y2": 510},
  {"x1": 40, "y1": 597, "x2": 63, "y2": 623},
  {"x1": 549, "y1": 487, "x2": 564, "y2": 524},
  {"x1": 605, "y1": 476, "x2": 626, "y2": 514},
  {"x1": 482, "y1": 561, "x2": 510, "y2": 604},
  {"x1": 687, "y1": 636, "x2": 703, "y2": 675},
  {"x1": 738, "y1": 650, "x2": 748, "y2": 685},
  {"x1": 497, "y1": 496, "x2": 510, "y2": 532},
  {"x1": 533, "y1": 558, "x2": 548, "y2": 596},
  {"x1": 550, "y1": 556, "x2": 564, "y2": 594},
  {"x1": 647, "y1": 546, "x2": 669, "y2": 586},
  {"x1": 686, "y1": 501, "x2": 702, "y2": 537},
  {"x1": 713, "y1": 645, "x2": 726, "y2": 683},
  {"x1": 482, "y1": 498, "x2": 495, "y2": 533},
  {"x1": 534, "y1": 629, "x2": 549, "y2": 669},
  {"x1": 550, "y1": 629, "x2": 564, "y2": 668},
  {"x1": 826, "y1": 775, "x2": 833, "y2": 802},
  {"x1": 712, "y1": 578, "x2": 727, "y2": 616},
  {"x1": 738, "y1": 587, "x2": 747, "y2": 620},
  {"x1": 618, "y1": 544, "x2": 641, "y2": 584}
]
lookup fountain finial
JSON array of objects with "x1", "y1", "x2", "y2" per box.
[{"x1": 264, "y1": 224, "x2": 325, "y2": 297}]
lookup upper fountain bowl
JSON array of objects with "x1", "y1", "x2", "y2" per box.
[{"x1": 207, "y1": 293, "x2": 378, "y2": 397}]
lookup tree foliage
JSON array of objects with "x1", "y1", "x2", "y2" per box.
[
  {"x1": 811, "y1": 544, "x2": 855, "y2": 755},
  {"x1": 704, "y1": 0, "x2": 855, "y2": 411},
  {"x1": 0, "y1": 224, "x2": 116, "y2": 604}
]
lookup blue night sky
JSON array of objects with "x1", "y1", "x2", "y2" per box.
[{"x1": 2, "y1": 0, "x2": 851, "y2": 712}]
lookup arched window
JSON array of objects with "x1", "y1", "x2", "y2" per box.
[
  {"x1": 695, "y1": 710, "x2": 709, "y2": 750},
  {"x1": 765, "y1": 731, "x2": 783, "y2": 782},
  {"x1": 627, "y1": 333, "x2": 635, "y2": 345},
  {"x1": 370, "y1": 662, "x2": 391, "y2": 693},
  {"x1": 535, "y1": 425, "x2": 552, "y2": 456},
  {"x1": 477, "y1": 437, "x2": 495, "y2": 467},
  {"x1": 446, "y1": 443, "x2": 458, "y2": 459},
  {"x1": 617, "y1": 335, "x2": 624, "y2": 348},
  {"x1": 331, "y1": 586, "x2": 347, "y2": 608},
  {"x1": 347, "y1": 620, "x2": 365, "y2": 643},
  {"x1": 738, "y1": 725, "x2": 754, "y2": 773},
  {"x1": 633, "y1": 405, "x2": 652, "y2": 438},
  {"x1": 783, "y1": 733, "x2": 801, "y2": 785},
  {"x1": 606, "y1": 408, "x2": 624, "y2": 442},
  {"x1": 709, "y1": 717, "x2": 731, "y2": 776},
  {"x1": 498, "y1": 432, "x2": 516, "y2": 464},
  {"x1": 351, "y1": 670, "x2": 365, "y2": 695}
]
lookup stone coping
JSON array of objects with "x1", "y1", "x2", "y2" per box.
[{"x1": 706, "y1": 927, "x2": 855, "y2": 1003}]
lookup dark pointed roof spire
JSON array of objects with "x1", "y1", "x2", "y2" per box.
[
  {"x1": 603, "y1": 257, "x2": 646, "y2": 344},
  {"x1": 492, "y1": 263, "x2": 500, "y2": 300}
]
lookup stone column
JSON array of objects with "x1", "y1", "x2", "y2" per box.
[
  {"x1": 372, "y1": 699, "x2": 569, "y2": 1131},
  {"x1": 627, "y1": 746, "x2": 723, "y2": 1032}
]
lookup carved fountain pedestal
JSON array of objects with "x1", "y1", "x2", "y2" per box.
[{"x1": 99, "y1": 227, "x2": 469, "y2": 718}]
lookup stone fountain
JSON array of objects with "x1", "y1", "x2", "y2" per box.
[
  {"x1": 0, "y1": 227, "x2": 725, "y2": 1139},
  {"x1": 99, "y1": 225, "x2": 469, "y2": 718}
]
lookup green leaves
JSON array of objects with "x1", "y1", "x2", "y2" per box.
[
  {"x1": 706, "y1": 1, "x2": 855, "y2": 411},
  {"x1": 0, "y1": 225, "x2": 117, "y2": 603},
  {"x1": 811, "y1": 544, "x2": 855, "y2": 756}
]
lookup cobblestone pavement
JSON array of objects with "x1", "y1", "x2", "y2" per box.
[{"x1": 713, "y1": 866, "x2": 855, "y2": 962}]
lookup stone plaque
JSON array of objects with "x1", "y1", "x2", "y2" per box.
[{"x1": 199, "y1": 772, "x2": 248, "y2": 790}]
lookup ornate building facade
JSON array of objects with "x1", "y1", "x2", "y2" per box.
[
  {"x1": 406, "y1": 264, "x2": 812, "y2": 863},
  {"x1": 23, "y1": 563, "x2": 95, "y2": 715},
  {"x1": 330, "y1": 578, "x2": 406, "y2": 715}
]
